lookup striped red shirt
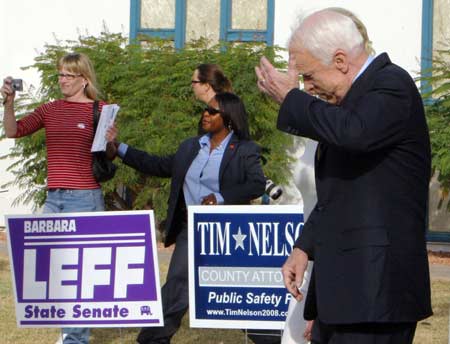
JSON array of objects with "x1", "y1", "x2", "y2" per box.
[{"x1": 14, "y1": 99, "x2": 106, "y2": 189}]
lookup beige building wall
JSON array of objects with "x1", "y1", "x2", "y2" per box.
[
  {"x1": 433, "y1": 0, "x2": 450, "y2": 52},
  {"x1": 1, "y1": 0, "x2": 448, "y2": 235}
]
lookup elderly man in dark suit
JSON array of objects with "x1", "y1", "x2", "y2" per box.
[{"x1": 256, "y1": 8, "x2": 432, "y2": 344}]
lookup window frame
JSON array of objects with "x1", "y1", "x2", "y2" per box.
[
  {"x1": 421, "y1": 0, "x2": 450, "y2": 243},
  {"x1": 129, "y1": 0, "x2": 275, "y2": 47},
  {"x1": 421, "y1": 0, "x2": 433, "y2": 95},
  {"x1": 220, "y1": 0, "x2": 275, "y2": 45}
]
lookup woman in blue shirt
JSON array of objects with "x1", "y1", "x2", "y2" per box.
[{"x1": 106, "y1": 92, "x2": 266, "y2": 343}]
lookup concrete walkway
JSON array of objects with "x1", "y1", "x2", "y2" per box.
[{"x1": 429, "y1": 264, "x2": 450, "y2": 281}]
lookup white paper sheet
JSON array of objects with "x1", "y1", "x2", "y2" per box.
[
  {"x1": 91, "y1": 104, "x2": 120, "y2": 152},
  {"x1": 282, "y1": 138, "x2": 318, "y2": 344},
  {"x1": 281, "y1": 262, "x2": 313, "y2": 344}
]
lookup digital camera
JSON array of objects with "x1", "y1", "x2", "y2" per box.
[{"x1": 12, "y1": 79, "x2": 23, "y2": 92}]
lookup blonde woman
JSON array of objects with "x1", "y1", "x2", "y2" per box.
[{"x1": 1, "y1": 52, "x2": 109, "y2": 344}]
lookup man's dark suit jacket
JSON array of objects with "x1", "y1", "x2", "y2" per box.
[
  {"x1": 122, "y1": 134, "x2": 266, "y2": 247},
  {"x1": 278, "y1": 53, "x2": 432, "y2": 324}
]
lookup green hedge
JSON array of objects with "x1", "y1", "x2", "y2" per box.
[
  {"x1": 1, "y1": 32, "x2": 293, "y2": 222},
  {"x1": 422, "y1": 47, "x2": 450, "y2": 202}
]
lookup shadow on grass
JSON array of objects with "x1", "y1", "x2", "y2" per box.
[{"x1": 90, "y1": 327, "x2": 139, "y2": 343}]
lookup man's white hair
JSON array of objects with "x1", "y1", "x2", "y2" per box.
[{"x1": 289, "y1": 8, "x2": 365, "y2": 65}]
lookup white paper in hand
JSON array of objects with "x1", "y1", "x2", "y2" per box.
[{"x1": 91, "y1": 104, "x2": 120, "y2": 152}]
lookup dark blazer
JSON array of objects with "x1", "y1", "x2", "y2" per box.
[
  {"x1": 122, "y1": 133, "x2": 266, "y2": 247},
  {"x1": 278, "y1": 53, "x2": 432, "y2": 324}
]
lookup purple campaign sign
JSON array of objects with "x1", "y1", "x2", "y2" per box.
[{"x1": 5, "y1": 210, "x2": 163, "y2": 328}]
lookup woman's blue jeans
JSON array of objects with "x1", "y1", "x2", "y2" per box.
[{"x1": 43, "y1": 188, "x2": 104, "y2": 344}]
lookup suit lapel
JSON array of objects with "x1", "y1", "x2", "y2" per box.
[
  {"x1": 219, "y1": 134, "x2": 239, "y2": 182},
  {"x1": 315, "y1": 142, "x2": 328, "y2": 177}
]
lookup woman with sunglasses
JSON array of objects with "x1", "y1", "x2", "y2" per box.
[
  {"x1": 106, "y1": 92, "x2": 266, "y2": 344},
  {"x1": 1, "y1": 52, "x2": 109, "y2": 344}
]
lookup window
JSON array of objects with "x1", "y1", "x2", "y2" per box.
[
  {"x1": 421, "y1": 0, "x2": 450, "y2": 91},
  {"x1": 130, "y1": 0, "x2": 185, "y2": 48},
  {"x1": 421, "y1": 0, "x2": 450, "y2": 242},
  {"x1": 220, "y1": 0, "x2": 274, "y2": 45},
  {"x1": 186, "y1": 0, "x2": 221, "y2": 43},
  {"x1": 130, "y1": 0, "x2": 275, "y2": 47},
  {"x1": 428, "y1": 173, "x2": 450, "y2": 242}
]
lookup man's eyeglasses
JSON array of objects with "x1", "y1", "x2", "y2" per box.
[
  {"x1": 204, "y1": 107, "x2": 221, "y2": 115},
  {"x1": 58, "y1": 73, "x2": 82, "y2": 80}
]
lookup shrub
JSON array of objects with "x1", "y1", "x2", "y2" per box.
[
  {"x1": 422, "y1": 47, "x2": 450, "y2": 205},
  {"x1": 1, "y1": 32, "x2": 293, "y2": 222}
]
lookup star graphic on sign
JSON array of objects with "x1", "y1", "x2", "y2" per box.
[{"x1": 233, "y1": 227, "x2": 247, "y2": 251}]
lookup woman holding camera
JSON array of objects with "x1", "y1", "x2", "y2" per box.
[
  {"x1": 106, "y1": 92, "x2": 266, "y2": 344},
  {"x1": 1, "y1": 52, "x2": 108, "y2": 344}
]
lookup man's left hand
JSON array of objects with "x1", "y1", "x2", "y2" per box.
[{"x1": 282, "y1": 247, "x2": 308, "y2": 301}]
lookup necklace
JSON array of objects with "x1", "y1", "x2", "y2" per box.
[
  {"x1": 210, "y1": 138, "x2": 221, "y2": 148},
  {"x1": 210, "y1": 129, "x2": 230, "y2": 151}
]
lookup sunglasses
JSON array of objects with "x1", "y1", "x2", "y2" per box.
[{"x1": 204, "y1": 107, "x2": 221, "y2": 115}]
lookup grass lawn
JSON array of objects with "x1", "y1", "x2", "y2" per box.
[
  {"x1": 0, "y1": 251, "x2": 448, "y2": 343},
  {"x1": 414, "y1": 279, "x2": 450, "y2": 344},
  {"x1": 0, "y1": 251, "x2": 245, "y2": 344}
]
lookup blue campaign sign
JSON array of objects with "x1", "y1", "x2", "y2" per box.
[{"x1": 188, "y1": 205, "x2": 304, "y2": 329}]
